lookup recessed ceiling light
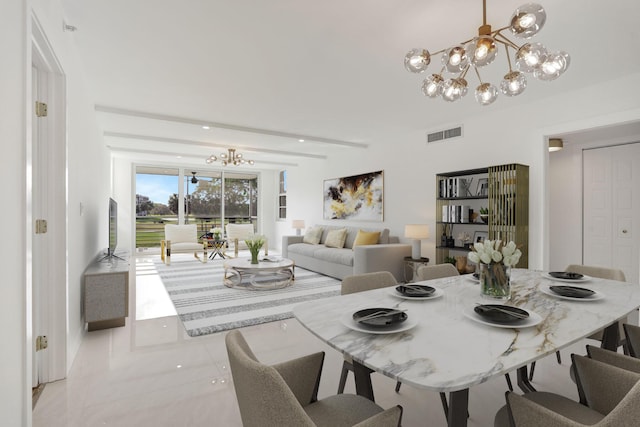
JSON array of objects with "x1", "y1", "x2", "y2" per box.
[
  {"x1": 298, "y1": 139, "x2": 304, "y2": 142},
  {"x1": 176, "y1": 155, "x2": 182, "y2": 159},
  {"x1": 202, "y1": 125, "x2": 210, "y2": 130}
]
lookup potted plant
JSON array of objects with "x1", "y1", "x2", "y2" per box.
[{"x1": 479, "y1": 207, "x2": 489, "y2": 224}]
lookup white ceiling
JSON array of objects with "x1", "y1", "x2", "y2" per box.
[{"x1": 60, "y1": 0, "x2": 640, "y2": 170}]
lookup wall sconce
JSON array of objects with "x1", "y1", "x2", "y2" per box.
[
  {"x1": 405, "y1": 224, "x2": 430, "y2": 260},
  {"x1": 548, "y1": 138, "x2": 563, "y2": 152},
  {"x1": 292, "y1": 220, "x2": 306, "y2": 236}
]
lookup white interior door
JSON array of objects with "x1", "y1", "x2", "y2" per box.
[{"x1": 583, "y1": 143, "x2": 640, "y2": 284}]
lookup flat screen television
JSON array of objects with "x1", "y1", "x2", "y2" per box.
[{"x1": 102, "y1": 197, "x2": 123, "y2": 261}]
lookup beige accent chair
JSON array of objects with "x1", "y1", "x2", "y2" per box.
[
  {"x1": 160, "y1": 224, "x2": 204, "y2": 263},
  {"x1": 495, "y1": 351, "x2": 640, "y2": 427},
  {"x1": 225, "y1": 223, "x2": 268, "y2": 257},
  {"x1": 225, "y1": 329, "x2": 403, "y2": 427}
]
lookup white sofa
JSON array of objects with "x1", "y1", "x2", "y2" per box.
[
  {"x1": 161, "y1": 224, "x2": 204, "y2": 263},
  {"x1": 282, "y1": 225, "x2": 411, "y2": 281}
]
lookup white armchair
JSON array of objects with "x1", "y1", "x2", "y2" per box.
[
  {"x1": 161, "y1": 224, "x2": 204, "y2": 264},
  {"x1": 225, "y1": 223, "x2": 267, "y2": 257}
]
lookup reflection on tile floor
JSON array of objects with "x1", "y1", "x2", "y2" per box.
[{"x1": 34, "y1": 255, "x2": 589, "y2": 427}]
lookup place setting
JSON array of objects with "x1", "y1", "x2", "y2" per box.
[
  {"x1": 539, "y1": 271, "x2": 604, "y2": 301},
  {"x1": 463, "y1": 303, "x2": 542, "y2": 329},
  {"x1": 389, "y1": 283, "x2": 444, "y2": 300},
  {"x1": 340, "y1": 307, "x2": 419, "y2": 334}
]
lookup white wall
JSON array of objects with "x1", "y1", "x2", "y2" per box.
[
  {"x1": 1, "y1": 1, "x2": 110, "y2": 424},
  {"x1": 280, "y1": 73, "x2": 640, "y2": 271},
  {"x1": 2, "y1": 1, "x2": 29, "y2": 425}
]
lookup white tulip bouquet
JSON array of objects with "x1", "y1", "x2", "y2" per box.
[{"x1": 468, "y1": 240, "x2": 522, "y2": 299}]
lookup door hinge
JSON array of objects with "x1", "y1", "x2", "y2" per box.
[
  {"x1": 35, "y1": 101, "x2": 48, "y2": 117},
  {"x1": 36, "y1": 335, "x2": 48, "y2": 351},
  {"x1": 35, "y1": 219, "x2": 48, "y2": 234}
]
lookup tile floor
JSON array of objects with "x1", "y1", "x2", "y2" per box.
[{"x1": 34, "y1": 254, "x2": 590, "y2": 427}]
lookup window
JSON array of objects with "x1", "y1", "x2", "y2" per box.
[{"x1": 278, "y1": 170, "x2": 287, "y2": 220}]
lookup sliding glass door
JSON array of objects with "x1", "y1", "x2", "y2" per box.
[{"x1": 135, "y1": 167, "x2": 259, "y2": 249}]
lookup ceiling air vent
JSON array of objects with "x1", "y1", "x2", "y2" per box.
[{"x1": 427, "y1": 125, "x2": 463, "y2": 143}]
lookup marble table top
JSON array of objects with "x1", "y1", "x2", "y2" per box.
[{"x1": 293, "y1": 269, "x2": 640, "y2": 393}]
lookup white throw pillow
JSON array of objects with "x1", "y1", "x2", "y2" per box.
[
  {"x1": 325, "y1": 228, "x2": 347, "y2": 249},
  {"x1": 303, "y1": 226, "x2": 323, "y2": 244}
]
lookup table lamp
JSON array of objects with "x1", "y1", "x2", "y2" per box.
[
  {"x1": 292, "y1": 219, "x2": 306, "y2": 236},
  {"x1": 405, "y1": 224, "x2": 429, "y2": 260}
]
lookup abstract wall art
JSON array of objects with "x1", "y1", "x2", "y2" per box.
[{"x1": 323, "y1": 170, "x2": 384, "y2": 221}]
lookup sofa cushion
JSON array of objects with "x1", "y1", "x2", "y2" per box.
[
  {"x1": 287, "y1": 242, "x2": 326, "y2": 257},
  {"x1": 313, "y1": 247, "x2": 354, "y2": 267},
  {"x1": 303, "y1": 226, "x2": 323, "y2": 244},
  {"x1": 325, "y1": 228, "x2": 347, "y2": 248},
  {"x1": 352, "y1": 230, "x2": 381, "y2": 248}
]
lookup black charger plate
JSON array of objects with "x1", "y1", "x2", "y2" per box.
[
  {"x1": 474, "y1": 304, "x2": 529, "y2": 324},
  {"x1": 353, "y1": 308, "x2": 408, "y2": 328},
  {"x1": 395, "y1": 284, "x2": 436, "y2": 298},
  {"x1": 549, "y1": 285, "x2": 595, "y2": 298},
  {"x1": 549, "y1": 271, "x2": 584, "y2": 280}
]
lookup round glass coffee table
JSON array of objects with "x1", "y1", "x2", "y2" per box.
[{"x1": 223, "y1": 257, "x2": 295, "y2": 290}]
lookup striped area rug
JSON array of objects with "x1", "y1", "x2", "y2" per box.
[{"x1": 153, "y1": 255, "x2": 342, "y2": 337}]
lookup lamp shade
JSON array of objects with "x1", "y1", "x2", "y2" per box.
[
  {"x1": 405, "y1": 224, "x2": 429, "y2": 239},
  {"x1": 292, "y1": 220, "x2": 305, "y2": 229}
]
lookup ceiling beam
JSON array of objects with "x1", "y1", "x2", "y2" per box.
[{"x1": 96, "y1": 105, "x2": 368, "y2": 149}]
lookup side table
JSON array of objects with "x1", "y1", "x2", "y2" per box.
[
  {"x1": 206, "y1": 239, "x2": 227, "y2": 259},
  {"x1": 403, "y1": 256, "x2": 430, "y2": 283}
]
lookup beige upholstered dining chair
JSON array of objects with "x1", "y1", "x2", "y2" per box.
[
  {"x1": 529, "y1": 264, "x2": 629, "y2": 382},
  {"x1": 338, "y1": 271, "x2": 400, "y2": 395},
  {"x1": 495, "y1": 352, "x2": 640, "y2": 427},
  {"x1": 225, "y1": 329, "x2": 403, "y2": 427},
  {"x1": 415, "y1": 263, "x2": 460, "y2": 281},
  {"x1": 623, "y1": 323, "x2": 640, "y2": 358}
]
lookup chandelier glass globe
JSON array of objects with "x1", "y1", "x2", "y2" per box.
[
  {"x1": 467, "y1": 36, "x2": 498, "y2": 67},
  {"x1": 442, "y1": 78, "x2": 468, "y2": 102},
  {"x1": 404, "y1": 49, "x2": 431, "y2": 73},
  {"x1": 442, "y1": 45, "x2": 469, "y2": 73},
  {"x1": 475, "y1": 83, "x2": 499, "y2": 105},
  {"x1": 422, "y1": 74, "x2": 444, "y2": 98},
  {"x1": 534, "y1": 51, "x2": 570, "y2": 81},
  {"x1": 500, "y1": 71, "x2": 527, "y2": 96},
  {"x1": 515, "y1": 43, "x2": 548, "y2": 72},
  {"x1": 510, "y1": 3, "x2": 546, "y2": 39}
]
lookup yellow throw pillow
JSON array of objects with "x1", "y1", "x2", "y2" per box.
[
  {"x1": 324, "y1": 228, "x2": 348, "y2": 248},
  {"x1": 302, "y1": 226, "x2": 323, "y2": 244},
  {"x1": 353, "y1": 230, "x2": 381, "y2": 249}
]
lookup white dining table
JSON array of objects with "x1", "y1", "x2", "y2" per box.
[{"x1": 292, "y1": 269, "x2": 640, "y2": 427}]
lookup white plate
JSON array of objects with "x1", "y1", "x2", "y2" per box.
[
  {"x1": 389, "y1": 286, "x2": 444, "y2": 300},
  {"x1": 542, "y1": 272, "x2": 593, "y2": 283},
  {"x1": 340, "y1": 311, "x2": 419, "y2": 334},
  {"x1": 539, "y1": 284, "x2": 605, "y2": 301},
  {"x1": 463, "y1": 306, "x2": 542, "y2": 329}
]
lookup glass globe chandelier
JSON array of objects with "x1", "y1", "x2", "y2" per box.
[
  {"x1": 404, "y1": 1, "x2": 570, "y2": 106},
  {"x1": 205, "y1": 148, "x2": 254, "y2": 166}
]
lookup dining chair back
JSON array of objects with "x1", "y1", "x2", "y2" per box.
[
  {"x1": 341, "y1": 271, "x2": 397, "y2": 295},
  {"x1": 496, "y1": 353, "x2": 640, "y2": 427},
  {"x1": 416, "y1": 263, "x2": 460, "y2": 281},
  {"x1": 225, "y1": 329, "x2": 403, "y2": 427},
  {"x1": 623, "y1": 323, "x2": 640, "y2": 358}
]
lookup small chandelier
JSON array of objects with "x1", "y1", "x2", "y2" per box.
[
  {"x1": 404, "y1": 1, "x2": 570, "y2": 106},
  {"x1": 205, "y1": 148, "x2": 254, "y2": 166}
]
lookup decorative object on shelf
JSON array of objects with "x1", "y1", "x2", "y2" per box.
[
  {"x1": 323, "y1": 170, "x2": 384, "y2": 221},
  {"x1": 205, "y1": 148, "x2": 254, "y2": 166},
  {"x1": 455, "y1": 256, "x2": 476, "y2": 274},
  {"x1": 458, "y1": 232, "x2": 472, "y2": 249},
  {"x1": 476, "y1": 178, "x2": 489, "y2": 197},
  {"x1": 291, "y1": 219, "x2": 306, "y2": 236},
  {"x1": 210, "y1": 227, "x2": 222, "y2": 240},
  {"x1": 548, "y1": 137, "x2": 563, "y2": 152},
  {"x1": 405, "y1": 224, "x2": 430, "y2": 260},
  {"x1": 404, "y1": 1, "x2": 570, "y2": 105},
  {"x1": 479, "y1": 207, "x2": 489, "y2": 223},
  {"x1": 245, "y1": 235, "x2": 266, "y2": 264},
  {"x1": 473, "y1": 230, "x2": 488, "y2": 243},
  {"x1": 469, "y1": 240, "x2": 522, "y2": 299}
]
